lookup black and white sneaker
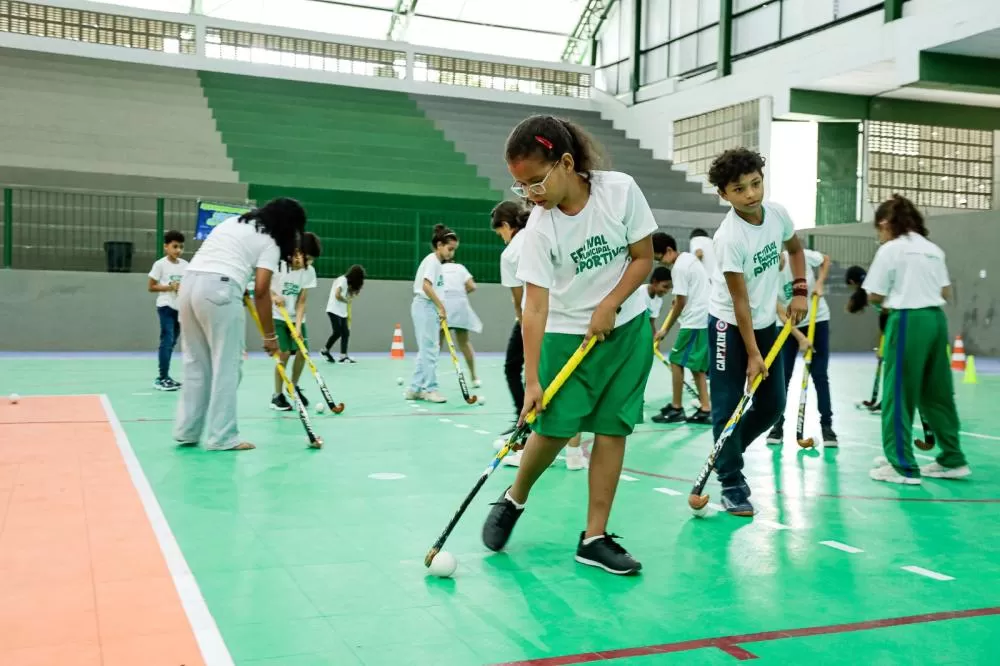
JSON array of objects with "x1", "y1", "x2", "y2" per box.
[
  {"x1": 822, "y1": 426, "x2": 839, "y2": 448},
  {"x1": 270, "y1": 393, "x2": 292, "y2": 411},
  {"x1": 338, "y1": 355, "x2": 356, "y2": 364},
  {"x1": 293, "y1": 385, "x2": 309, "y2": 408},
  {"x1": 575, "y1": 532, "x2": 642, "y2": 575},
  {"x1": 482, "y1": 487, "x2": 524, "y2": 552},
  {"x1": 652, "y1": 405, "x2": 686, "y2": 424},
  {"x1": 766, "y1": 424, "x2": 783, "y2": 445},
  {"x1": 685, "y1": 409, "x2": 711, "y2": 424},
  {"x1": 321, "y1": 349, "x2": 335, "y2": 363}
]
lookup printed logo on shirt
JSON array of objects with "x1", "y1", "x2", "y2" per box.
[
  {"x1": 782, "y1": 282, "x2": 793, "y2": 300},
  {"x1": 570, "y1": 234, "x2": 626, "y2": 275},
  {"x1": 281, "y1": 283, "x2": 302, "y2": 298},
  {"x1": 436, "y1": 276, "x2": 444, "y2": 287},
  {"x1": 752, "y1": 241, "x2": 780, "y2": 277}
]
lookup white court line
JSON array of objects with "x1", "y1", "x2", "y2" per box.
[
  {"x1": 99, "y1": 395, "x2": 234, "y2": 666},
  {"x1": 820, "y1": 540, "x2": 864, "y2": 554},
  {"x1": 707, "y1": 503, "x2": 725, "y2": 512},
  {"x1": 901, "y1": 565, "x2": 954, "y2": 581},
  {"x1": 916, "y1": 453, "x2": 935, "y2": 462},
  {"x1": 438, "y1": 418, "x2": 452, "y2": 423},
  {"x1": 619, "y1": 474, "x2": 639, "y2": 482},
  {"x1": 653, "y1": 487, "x2": 681, "y2": 496},
  {"x1": 474, "y1": 429, "x2": 491, "y2": 435},
  {"x1": 961, "y1": 431, "x2": 1000, "y2": 442},
  {"x1": 454, "y1": 424, "x2": 469, "y2": 429},
  {"x1": 755, "y1": 519, "x2": 791, "y2": 530}
]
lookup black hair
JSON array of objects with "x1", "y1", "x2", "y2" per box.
[
  {"x1": 491, "y1": 200, "x2": 531, "y2": 231},
  {"x1": 651, "y1": 266, "x2": 672, "y2": 283},
  {"x1": 845, "y1": 265, "x2": 867, "y2": 286},
  {"x1": 652, "y1": 232, "x2": 676, "y2": 255},
  {"x1": 874, "y1": 194, "x2": 929, "y2": 238},
  {"x1": 164, "y1": 230, "x2": 185, "y2": 245},
  {"x1": 431, "y1": 224, "x2": 458, "y2": 249},
  {"x1": 345, "y1": 264, "x2": 365, "y2": 294},
  {"x1": 239, "y1": 197, "x2": 307, "y2": 263},
  {"x1": 302, "y1": 231, "x2": 321, "y2": 258},
  {"x1": 708, "y1": 148, "x2": 766, "y2": 191},
  {"x1": 846, "y1": 287, "x2": 869, "y2": 314},
  {"x1": 504, "y1": 115, "x2": 603, "y2": 180},
  {"x1": 690, "y1": 228, "x2": 709, "y2": 239}
]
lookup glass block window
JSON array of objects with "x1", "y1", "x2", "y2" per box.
[
  {"x1": 867, "y1": 121, "x2": 993, "y2": 210},
  {"x1": 673, "y1": 99, "x2": 760, "y2": 179},
  {"x1": 205, "y1": 27, "x2": 405, "y2": 79},
  {"x1": 413, "y1": 53, "x2": 592, "y2": 99},
  {"x1": 0, "y1": 1, "x2": 195, "y2": 54}
]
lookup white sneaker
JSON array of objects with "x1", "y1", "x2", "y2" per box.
[
  {"x1": 921, "y1": 462, "x2": 971, "y2": 479},
  {"x1": 870, "y1": 463, "x2": 921, "y2": 485},
  {"x1": 472, "y1": 379, "x2": 482, "y2": 388},
  {"x1": 404, "y1": 390, "x2": 424, "y2": 401},
  {"x1": 565, "y1": 449, "x2": 587, "y2": 471},
  {"x1": 423, "y1": 391, "x2": 447, "y2": 403},
  {"x1": 502, "y1": 451, "x2": 522, "y2": 467}
]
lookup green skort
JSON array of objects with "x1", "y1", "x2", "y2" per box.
[
  {"x1": 668, "y1": 327, "x2": 709, "y2": 373},
  {"x1": 533, "y1": 313, "x2": 653, "y2": 438},
  {"x1": 276, "y1": 320, "x2": 308, "y2": 354}
]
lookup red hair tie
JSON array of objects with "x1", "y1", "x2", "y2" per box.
[{"x1": 534, "y1": 135, "x2": 553, "y2": 150}]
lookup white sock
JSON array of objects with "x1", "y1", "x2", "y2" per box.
[
  {"x1": 582, "y1": 534, "x2": 604, "y2": 546},
  {"x1": 504, "y1": 489, "x2": 526, "y2": 510}
]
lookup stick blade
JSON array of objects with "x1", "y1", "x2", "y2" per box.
[
  {"x1": 914, "y1": 438, "x2": 934, "y2": 451},
  {"x1": 466, "y1": 395, "x2": 478, "y2": 404},
  {"x1": 797, "y1": 437, "x2": 815, "y2": 449},
  {"x1": 424, "y1": 547, "x2": 439, "y2": 568},
  {"x1": 332, "y1": 403, "x2": 346, "y2": 414},
  {"x1": 688, "y1": 493, "x2": 709, "y2": 510}
]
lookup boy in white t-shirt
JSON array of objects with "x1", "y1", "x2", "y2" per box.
[
  {"x1": 706, "y1": 148, "x2": 809, "y2": 516},
  {"x1": 406, "y1": 224, "x2": 457, "y2": 404},
  {"x1": 147, "y1": 230, "x2": 188, "y2": 391},
  {"x1": 482, "y1": 116, "x2": 656, "y2": 576},
  {"x1": 771, "y1": 249, "x2": 837, "y2": 446},
  {"x1": 269, "y1": 232, "x2": 321, "y2": 412},
  {"x1": 640, "y1": 266, "x2": 673, "y2": 332},
  {"x1": 322, "y1": 264, "x2": 365, "y2": 364},
  {"x1": 688, "y1": 228, "x2": 716, "y2": 279},
  {"x1": 651, "y1": 232, "x2": 712, "y2": 424}
]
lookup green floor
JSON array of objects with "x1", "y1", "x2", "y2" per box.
[{"x1": 1, "y1": 353, "x2": 998, "y2": 665}]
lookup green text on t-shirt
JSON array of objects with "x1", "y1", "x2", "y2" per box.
[
  {"x1": 570, "y1": 234, "x2": 626, "y2": 275},
  {"x1": 752, "y1": 241, "x2": 780, "y2": 277}
]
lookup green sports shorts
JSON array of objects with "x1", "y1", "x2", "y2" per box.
[
  {"x1": 276, "y1": 320, "x2": 307, "y2": 354},
  {"x1": 532, "y1": 314, "x2": 653, "y2": 438},
  {"x1": 668, "y1": 327, "x2": 709, "y2": 373}
]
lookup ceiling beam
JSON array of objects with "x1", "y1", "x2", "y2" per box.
[
  {"x1": 917, "y1": 51, "x2": 1000, "y2": 96},
  {"x1": 562, "y1": 0, "x2": 617, "y2": 64}
]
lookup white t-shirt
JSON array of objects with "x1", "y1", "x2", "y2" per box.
[
  {"x1": 442, "y1": 263, "x2": 473, "y2": 299},
  {"x1": 187, "y1": 216, "x2": 280, "y2": 286},
  {"x1": 500, "y1": 230, "x2": 528, "y2": 311},
  {"x1": 671, "y1": 251, "x2": 710, "y2": 329},
  {"x1": 273, "y1": 264, "x2": 317, "y2": 322},
  {"x1": 516, "y1": 171, "x2": 658, "y2": 334},
  {"x1": 689, "y1": 235, "x2": 716, "y2": 279},
  {"x1": 326, "y1": 275, "x2": 349, "y2": 317},
  {"x1": 862, "y1": 232, "x2": 949, "y2": 310},
  {"x1": 640, "y1": 286, "x2": 663, "y2": 319},
  {"x1": 148, "y1": 256, "x2": 188, "y2": 310},
  {"x1": 709, "y1": 202, "x2": 796, "y2": 329},
  {"x1": 777, "y1": 249, "x2": 831, "y2": 324},
  {"x1": 413, "y1": 252, "x2": 444, "y2": 301}
]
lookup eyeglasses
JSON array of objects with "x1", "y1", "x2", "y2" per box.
[{"x1": 510, "y1": 163, "x2": 558, "y2": 198}]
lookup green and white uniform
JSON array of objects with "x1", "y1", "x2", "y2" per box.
[
  {"x1": 863, "y1": 232, "x2": 965, "y2": 477},
  {"x1": 516, "y1": 171, "x2": 657, "y2": 437},
  {"x1": 667, "y1": 251, "x2": 710, "y2": 372},
  {"x1": 273, "y1": 263, "x2": 318, "y2": 353}
]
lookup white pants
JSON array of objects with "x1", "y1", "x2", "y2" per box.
[
  {"x1": 409, "y1": 296, "x2": 440, "y2": 394},
  {"x1": 173, "y1": 271, "x2": 245, "y2": 450}
]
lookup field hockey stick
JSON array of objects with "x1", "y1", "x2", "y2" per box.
[
  {"x1": 440, "y1": 319, "x2": 477, "y2": 404},
  {"x1": 653, "y1": 346, "x2": 700, "y2": 400},
  {"x1": 275, "y1": 302, "x2": 345, "y2": 414},
  {"x1": 424, "y1": 336, "x2": 597, "y2": 567},
  {"x1": 795, "y1": 294, "x2": 820, "y2": 449},
  {"x1": 244, "y1": 296, "x2": 323, "y2": 448},
  {"x1": 859, "y1": 335, "x2": 884, "y2": 410},
  {"x1": 688, "y1": 319, "x2": 793, "y2": 513},
  {"x1": 915, "y1": 418, "x2": 936, "y2": 451}
]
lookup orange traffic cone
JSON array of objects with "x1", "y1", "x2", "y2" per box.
[
  {"x1": 390, "y1": 323, "x2": 405, "y2": 359},
  {"x1": 951, "y1": 335, "x2": 966, "y2": 371}
]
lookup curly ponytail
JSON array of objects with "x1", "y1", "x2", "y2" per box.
[{"x1": 874, "y1": 194, "x2": 928, "y2": 239}]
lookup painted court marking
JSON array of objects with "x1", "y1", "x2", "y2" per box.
[
  {"x1": 439, "y1": 418, "x2": 452, "y2": 423},
  {"x1": 475, "y1": 429, "x2": 492, "y2": 435},
  {"x1": 619, "y1": 474, "x2": 639, "y2": 482},
  {"x1": 820, "y1": 540, "x2": 864, "y2": 554},
  {"x1": 454, "y1": 423, "x2": 470, "y2": 429},
  {"x1": 902, "y1": 565, "x2": 954, "y2": 581},
  {"x1": 961, "y1": 430, "x2": 1000, "y2": 442},
  {"x1": 653, "y1": 487, "x2": 681, "y2": 496},
  {"x1": 493, "y1": 606, "x2": 1000, "y2": 665},
  {"x1": 368, "y1": 472, "x2": 407, "y2": 481},
  {"x1": 755, "y1": 519, "x2": 791, "y2": 530}
]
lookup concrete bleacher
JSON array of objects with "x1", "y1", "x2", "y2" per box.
[{"x1": 410, "y1": 95, "x2": 728, "y2": 224}]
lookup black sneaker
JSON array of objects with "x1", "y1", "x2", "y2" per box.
[
  {"x1": 270, "y1": 393, "x2": 292, "y2": 411},
  {"x1": 721, "y1": 485, "x2": 754, "y2": 517},
  {"x1": 822, "y1": 426, "x2": 838, "y2": 448},
  {"x1": 685, "y1": 409, "x2": 711, "y2": 424},
  {"x1": 321, "y1": 349, "x2": 335, "y2": 363},
  {"x1": 294, "y1": 385, "x2": 309, "y2": 408},
  {"x1": 482, "y1": 487, "x2": 524, "y2": 552},
  {"x1": 164, "y1": 377, "x2": 182, "y2": 390},
  {"x1": 575, "y1": 532, "x2": 642, "y2": 575},
  {"x1": 652, "y1": 405, "x2": 686, "y2": 424},
  {"x1": 339, "y1": 355, "x2": 356, "y2": 364},
  {"x1": 766, "y1": 424, "x2": 783, "y2": 445}
]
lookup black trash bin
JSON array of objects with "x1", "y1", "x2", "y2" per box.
[{"x1": 104, "y1": 241, "x2": 134, "y2": 273}]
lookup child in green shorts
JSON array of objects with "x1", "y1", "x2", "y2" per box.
[
  {"x1": 651, "y1": 232, "x2": 712, "y2": 424},
  {"x1": 269, "y1": 232, "x2": 321, "y2": 411},
  {"x1": 863, "y1": 195, "x2": 970, "y2": 484},
  {"x1": 481, "y1": 115, "x2": 656, "y2": 576}
]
